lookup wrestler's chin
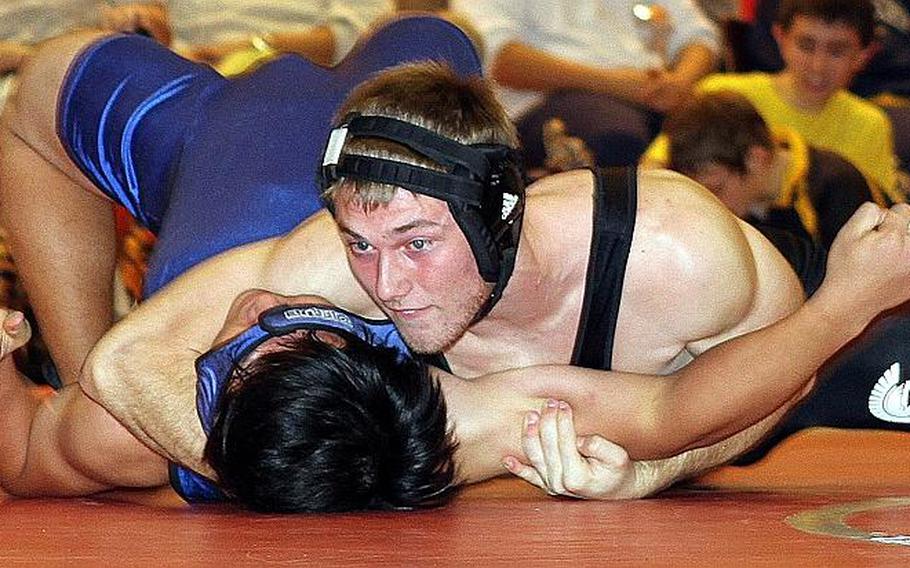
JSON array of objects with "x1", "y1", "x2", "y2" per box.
[{"x1": 392, "y1": 311, "x2": 466, "y2": 354}]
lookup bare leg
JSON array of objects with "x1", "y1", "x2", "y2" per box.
[
  {"x1": 0, "y1": 31, "x2": 117, "y2": 386},
  {"x1": 0, "y1": 309, "x2": 167, "y2": 497}
]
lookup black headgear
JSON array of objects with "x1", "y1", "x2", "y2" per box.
[{"x1": 319, "y1": 113, "x2": 525, "y2": 319}]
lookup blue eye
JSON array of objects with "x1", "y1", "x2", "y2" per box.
[
  {"x1": 409, "y1": 239, "x2": 429, "y2": 251},
  {"x1": 350, "y1": 241, "x2": 372, "y2": 253}
]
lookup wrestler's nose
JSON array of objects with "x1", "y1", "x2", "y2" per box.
[{"x1": 374, "y1": 252, "x2": 411, "y2": 303}]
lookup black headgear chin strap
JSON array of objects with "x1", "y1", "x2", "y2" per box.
[{"x1": 319, "y1": 113, "x2": 526, "y2": 320}]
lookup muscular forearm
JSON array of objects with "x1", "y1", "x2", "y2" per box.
[
  {"x1": 470, "y1": 301, "x2": 847, "y2": 463},
  {"x1": 76, "y1": 247, "x2": 270, "y2": 476},
  {"x1": 82, "y1": 329, "x2": 214, "y2": 478},
  {"x1": 77, "y1": 259, "x2": 249, "y2": 478},
  {"x1": 661, "y1": 302, "x2": 854, "y2": 454},
  {"x1": 490, "y1": 41, "x2": 649, "y2": 103},
  {"x1": 618, "y1": 405, "x2": 789, "y2": 498},
  {"x1": 77, "y1": 216, "x2": 366, "y2": 477}
]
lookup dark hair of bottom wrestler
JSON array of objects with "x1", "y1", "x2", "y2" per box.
[{"x1": 204, "y1": 331, "x2": 459, "y2": 513}]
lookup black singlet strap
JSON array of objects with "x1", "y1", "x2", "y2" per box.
[{"x1": 570, "y1": 167, "x2": 637, "y2": 370}]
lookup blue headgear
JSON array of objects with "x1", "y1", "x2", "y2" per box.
[
  {"x1": 172, "y1": 303, "x2": 411, "y2": 502},
  {"x1": 195, "y1": 303, "x2": 411, "y2": 434}
]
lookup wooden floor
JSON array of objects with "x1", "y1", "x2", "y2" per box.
[{"x1": 2, "y1": 427, "x2": 909, "y2": 566}]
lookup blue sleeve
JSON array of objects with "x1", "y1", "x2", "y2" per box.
[{"x1": 57, "y1": 34, "x2": 225, "y2": 232}]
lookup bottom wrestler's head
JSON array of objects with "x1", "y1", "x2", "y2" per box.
[{"x1": 198, "y1": 291, "x2": 458, "y2": 513}]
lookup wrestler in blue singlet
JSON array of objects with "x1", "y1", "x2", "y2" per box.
[
  {"x1": 55, "y1": 14, "x2": 482, "y2": 501},
  {"x1": 58, "y1": 14, "x2": 482, "y2": 296}
]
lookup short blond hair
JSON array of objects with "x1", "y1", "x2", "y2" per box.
[{"x1": 323, "y1": 62, "x2": 518, "y2": 211}]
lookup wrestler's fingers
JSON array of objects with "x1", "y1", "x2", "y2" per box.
[
  {"x1": 877, "y1": 203, "x2": 910, "y2": 234},
  {"x1": 577, "y1": 435, "x2": 631, "y2": 468},
  {"x1": 555, "y1": 402, "x2": 595, "y2": 496},
  {"x1": 521, "y1": 411, "x2": 551, "y2": 490},
  {"x1": 2, "y1": 310, "x2": 28, "y2": 337},
  {"x1": 555, "y1": 402, "x2": 587, "y2": 471},
  {"x1": 839, "y1": 202, "x2": 888, "y2": 238},
  {"x1": 537, "y1": 399, "x2": 566, "y2": 494},
  {"x1": 0, "y1": 310, "x2": 30, "y2": 359},
  {"x1": 503, "y1": 456, "x2": 548, "y2": 491}
]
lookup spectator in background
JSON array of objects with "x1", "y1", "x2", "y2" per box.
[
  {"x1": 647, "y1": 0, "x2": 904, "y2": 203},
  {"x1": 162, "y1": 0, "x2": 394, "y2": 74},
  {"x1": 738, "y1": 0, "x2": 910, "y2": 99},
  {"x1": 448, "y1": 0, "x2": 720, "y2": 170},
  {"x1": 665, "y1": 91, "x2": 878, "y2": 249},
  {"x1": 727, "y1": 0, "x2": 910, "y2": 180},
  {"x1": 661, "y1": 90, "x2": 879, "y2": 293}
]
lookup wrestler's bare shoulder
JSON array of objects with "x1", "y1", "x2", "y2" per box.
[
  {"x1": 265, "y1": 210, "x2": 379, "y2": 316},
  {"x1": 631, "y1": 168, "x2": 754, "y2": 277},
  {"x1": 634, "y1": 168, "x2": 740, "y2": 235},
  {"x1": 522, "y1": 170, "x2": 596, "y2": 248},
  {"x1": 618, "y1": 169, "x2": 758, "y2": 345},
  {"x1": 522, "y1": 168, "x2": 744, "y2": 259}
]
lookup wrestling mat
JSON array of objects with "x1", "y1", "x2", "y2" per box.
[{"x1": 1, "y1": 427, "x2": 908, "y2": 566}]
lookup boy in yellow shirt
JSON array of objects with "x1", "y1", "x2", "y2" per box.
[{"x1": 646, "y1": 0, "x2": 904, "y2": 202}]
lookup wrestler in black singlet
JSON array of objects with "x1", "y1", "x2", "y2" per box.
[{"x1": 435, "y1": 165, "x2": 910, "y2": 465}]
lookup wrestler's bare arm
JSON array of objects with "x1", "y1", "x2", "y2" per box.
[
  {"x1": 0, "y1": 313, "x2": 167, "y2": 498},
  {"x1": 476, "y1": 171, "x2": 807, "y2": 460},
  {"x1": 618, "y1": 404, "x2": 794, "y2": 498},
  {"x1": 82, "y1": 212, "x2": 371, "y2": 476},
  {"x1": 572, "y1": 176, "x2": 907, "y2": 458},
  {"x1": 80, "y1": 244, "x2": 272, "y2": 474},
  {"x1": 607, "y1": 171, "x2": 807, "y2": 454},
  {"x1": 0, "y1": 382, "x2": 168, "y2": 497},
  {"x1": 458, "y1": 177, "x2": 910, "y2": 487},
  {"x1": 443, "y1": 361, "x2": 798, "y2": 496}
]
